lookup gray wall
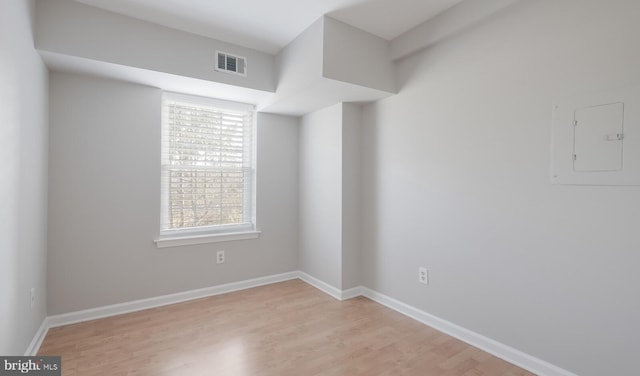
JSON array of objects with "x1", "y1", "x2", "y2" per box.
[
  {"x1": 361, "y1": 1, "x2": 640, "y2": 375},
  {"x1": 298, "y1": 102, "x2": 362, "y2": 291},
  {"x1": 322, "y1": 17, "x2": 395, "y2": 94},
  {"x1": 12, "y1": 1, "x2": 638, "y2": 373},
  {"x1": 47, "y1": 72, "x2": 298, "y2": 314},
  {"x1": 35, "y1": 0, "x2": 275, "y2": 93},
  {"x1": 0, "y1": 0, "x2": 49, "y2": 354},
  {"x1": 341, "y1": 103, "x2": 362, "y2": 290},
  {"x1": 298, "y1": 103, "x2": 343, "y2": 288}
]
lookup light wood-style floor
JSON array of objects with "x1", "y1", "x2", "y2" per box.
[{"x1": 39, "y1": 280, "x2": 535, "y2": 376}]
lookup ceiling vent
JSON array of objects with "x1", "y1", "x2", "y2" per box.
[{"x1": 216, "y1": 51, "x2": 247, "y2": 76}]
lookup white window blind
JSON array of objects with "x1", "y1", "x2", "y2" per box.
[{"x1": 160, "y1": 92, "x2": 256, "y2": 236}]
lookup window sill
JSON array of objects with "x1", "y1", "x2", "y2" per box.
[{"x1": 155, "y1": 230, "x2": 261, "y2": 248}]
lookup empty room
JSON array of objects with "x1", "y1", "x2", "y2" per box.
[{"x1": 1, "y1": 0, "x2": 638, "y2": 375}]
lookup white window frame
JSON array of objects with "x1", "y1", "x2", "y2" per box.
[{"x1": 155, "y1": 92, "x2": 259, "y2": 248}]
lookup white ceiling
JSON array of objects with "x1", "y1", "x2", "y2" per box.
[{"x1": 74, "y1": 0, "x2": 464, "y2": 54}]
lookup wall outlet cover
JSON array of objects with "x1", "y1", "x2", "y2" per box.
[{"x1": 419, "y1": 267, "x2": 428, "y2": 285}]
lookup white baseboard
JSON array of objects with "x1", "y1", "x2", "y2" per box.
[
  {"x1": 296, "y1": 272, "x2": 363, "y2": 301},
  {"x1": 28, "y1": 270, "x2": 577, "y2": 376},
  {"x1": 360, "y1": 287, "x2": 579, "y2": 376},
  {"x1": 297, "y1": 272, "x2": 344, "y2": 300},
  {"x1": 340, "y1": 286, "x2": 363, "y2": 300},
  {"x1": 24, "y1": 318, "x2": 50, "y2": 356},
  {"x1": 47, "y1": 271, "x2": 299, "y2": 328}
]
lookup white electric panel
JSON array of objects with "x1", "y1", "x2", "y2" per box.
[
  {"x1": 551, "y1": 86, "x2": 640, "y2": 185},
  {"x1": 573, "y1": 102, "x2": 624, "y2": 172}
]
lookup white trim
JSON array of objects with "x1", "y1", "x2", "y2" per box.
[
  {"x1": 47, "y1": 271, "x2": 297, "y2": 328},
  {"x1": 360, "y1": 287, "x2": 579, "y2": 376},
  {"x1": 155, "y1": 230, "x2": 261, "y2": 248},
  {"x1": 24, "y1": 318, "x2": 50, "y2": 356},
  {"x1": 26, "y1": 271, "x2": 578, "y2": 376},
  {"x1": 296, "y1": 273, "x2": 362, "y2": 301},
  {"x1": 340, "y1": 286, "x2": 363, "y2": 300},
  {"x1": 297, "y1": 272, "x2": 344, "y2": 300}
]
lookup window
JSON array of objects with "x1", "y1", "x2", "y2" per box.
[{"x1": 157, "y1": 92, "x2": 258, "y2": 247}]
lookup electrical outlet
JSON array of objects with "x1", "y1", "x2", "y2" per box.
[
  {"x1": 30, "y1": 288, "x2": 36, "y2": 308},
  {"x1": 216, "y1": 251, "x2": 225, "y2": 264},
  {"x1": 418, "y1": 267, "x2": 428, "y2": 285}
]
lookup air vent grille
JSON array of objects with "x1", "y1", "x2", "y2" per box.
[{"x1": 216, "y1": 51, "x2": 247, "y2": 76}]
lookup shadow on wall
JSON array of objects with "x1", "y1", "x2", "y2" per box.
[
  {"x1": 359, "y1": 103, "x2": 381, "y2": 290},
  {"x1": 392, "y1": 1, "x2": 529, "y2": 92}
]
